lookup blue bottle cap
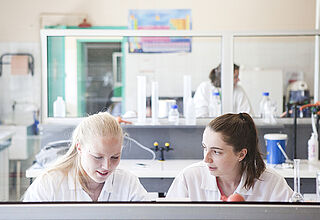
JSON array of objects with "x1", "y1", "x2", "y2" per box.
[
  {"x1": 171, "y1": 104, "x2": 178, "y2": 109},
  {"x1": 212, "y1": 92, "x2": 220, "y2": 96},
  {"x1": 262, "y1": 92, "x2": 269, "y2": 96}
]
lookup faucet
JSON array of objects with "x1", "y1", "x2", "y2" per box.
[{"x1": 151, "y1": 141, "x2": 173, "y2": 161}]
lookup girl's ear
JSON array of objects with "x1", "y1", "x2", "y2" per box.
[{"x1": 238, "y1": 148, "x2": 248, "y2": 162}]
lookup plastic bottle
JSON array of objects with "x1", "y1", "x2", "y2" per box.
[
  {"x1": 308, "y1": 132, "x2": 319, "y2": 161},
  {"x1": 168, "y1": 104, "x2": 179, "y2": 125},
  {"x1": 53, "y1": 96, "x2": 66, "y2": 117},
  {"x1": 209, "y1": 92, "x2": 221, "y2": 117},
  {"x1": 185, "y1": 98, "x2": 196, "y2": 125},
  {"x1": 259, "y1": 92, "x2": 270, "y2": 118}
]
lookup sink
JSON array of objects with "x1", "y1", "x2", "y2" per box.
[{"x1": 0, "y1": 124, "x2": 34, "y2": 160}]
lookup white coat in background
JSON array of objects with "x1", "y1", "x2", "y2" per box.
[
  {"x1": 193, "y1": 81, "x2": 253, "y2": 117},
  {"x1": 23, "y1": 168, "x2": 149, "y2": 202},
  {"x1": 166, "y1": 161, "x2": 293, "y2": 201}
]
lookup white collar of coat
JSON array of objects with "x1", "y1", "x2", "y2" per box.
[
  {"x1": 67, "y1": 169, "x2": 114, "y2": 193},
  {"x1": 200, "y1": 166, "x2": 253, "y2": 196}
]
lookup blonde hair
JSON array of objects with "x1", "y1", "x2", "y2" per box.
[{"x1": 43, "y1": 112, "x2": 123, "y2": 195}]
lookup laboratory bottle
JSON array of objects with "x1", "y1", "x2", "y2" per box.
[
  {"x1": 185, "y1": 98, "x2": 196, "y2": 125},
  {"x1": 261, "y1": 93, "x2": 276, "y2": 124},
  {"x1": 259, "y1": 92, "x2": 269, "y2": 118},
  {"x1": 308, "y1": 132, "x2": 319, "y2": 162},
  {"x1": 53, "y1": 96, "x2": 66, "y2": 117},
  {"x1": 209, "y1": 92, "x2": 221, "y2": 117},
  {"x1": 168, "y1": 104, "x2": 179, "y2": 125}
]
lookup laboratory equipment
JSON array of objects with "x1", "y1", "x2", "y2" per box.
[
  {"x1": 185, "y1": 98, "x2": 196, "y2": 125},
  {"x1": 151, "y1": 141, "x2": 173, "y2": 161},
  {"x1": 300, "y1": 101, "x2": 320, "y2": 160},
  {"x1": 308, "y1": 132, "x2": 319, "y2": 161},
  {"x1": 259, "y1": 92, "x2": 269, "y2": 118},
  {"x1": 290, "y1": 159, "x2": 304, "y2": 202},
  {"x1": 158, "y1": 100, "x2": 176, "y2": 118},
  {"x1": 183, "y1": 75, "x2": 192, "y2": 117},
  {"x1": 259, "y1": 92, "x2": 276, "y2": 124},
  {"x1": 53, "y1": 96, "x2": 66, "y2": 117},
  {"x1": 137, "y1": 76, "x2": 146, "y2": 123},
  {"x1": 168, "y1": 104, "x2": 179, "y2": 125},
  {"x1": 286, "y1": 81, "x2": 311, "y2": 118},
  {"x1": 209, "y1": 92, "x2": 221, "y2": 117},
  {"x1": 264, "y1": 133, "x2": 287, "y2": 164},
  {"x1": 151, "y1": 81, "x2": 159, "y2": 124}
]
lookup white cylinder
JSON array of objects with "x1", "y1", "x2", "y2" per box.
[
  {"x1": 183, "y1": 75, "x2": 192, "y2": 116},
  {"x1": 137, "y1": 76, "x2": 146, "y2": 123},
  {"x1": 185, "y1": 98, "x2": 196, "y2": 125},
  {"x1": 151, "y1": 81, "x2": 159, "y2": 124}
]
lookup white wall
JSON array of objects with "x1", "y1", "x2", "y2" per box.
[
  {"x1": 0, "y1": 43, "x2": 40, "y2": 124},
  {"x1": 0, "y1": 0, "x2": 315, "y2": 42}
]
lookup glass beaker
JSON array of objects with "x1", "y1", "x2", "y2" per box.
[{"x1": 290, "y1": 159, "x2": 304, "y2": 202}]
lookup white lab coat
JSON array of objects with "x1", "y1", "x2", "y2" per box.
[
  {"x1": 23, "y1": 168, "x2": 149, "y2": 202},
  {"x1": 166, "y1": 161, "x2": 293, "y2": 202},
  {"x1": 193, "y1": 81, "x2": 253, "y2": 117}
]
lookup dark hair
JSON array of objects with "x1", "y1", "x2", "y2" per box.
[
  {"x1": 209, "y1": 64, "x2": 240, "y2": 88},
  {"x1": 207, "y1": 113, "x2": 265, "y2": 190}
]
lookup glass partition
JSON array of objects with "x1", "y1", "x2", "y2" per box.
[
  {"x1": 2, "y1": 30, "x2": 320, "y2": 205},
  {"x1": 44, "y1": 33, "x2": 222, "y2": 120},
  {"x1": 234, "y1": 36, "x2": 315, "y2": 117}
]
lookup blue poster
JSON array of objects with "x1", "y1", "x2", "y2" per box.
[{"x1": 128, "y1": 9, "x2": 192, "y2": 53}]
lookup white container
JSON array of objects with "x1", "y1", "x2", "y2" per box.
[
  {"x1": 260, "y1": 92, "x2": 276, "y2": 124},
  {"x1": 151, "y1": 81, "x2": 159, "y2": 124},
  {"x1": 168, "y1": 104, "x2": 179, "y2": 125},
  {"x1": 53, "y1": 96, "x2": 66, "y2": 117},
  {"x1": 308, "y1": 132, "x2": 319, "y2": 161},
  {"x1": 209, "y1": 92, "x2": 221, "y2": 117},
  {"x1": 158, "y1": 100, "x2": 176, "y2": 118},
  {"x1": 137, "y1": 76, "x2": 146, "y2": 123},
  {"x1": 259, "y1": 92, "x2": 269, "y2": 118},
  {"x1": 183, "y1": 75, "x2": 192, "y2": 117},
  {"x1": 185, "y1": 98, "x2": 196, "y2": 125}
]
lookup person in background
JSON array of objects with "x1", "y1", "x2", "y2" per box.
[
  {"x1": 193, "y1": 64, "x2": 253, "y2": 117},
  {"x1": 23, "y1": 112, "x2": 149, "y2": 202},
  {"x1": 166, "y1": 113, "x2": 293, "y2": 201}
]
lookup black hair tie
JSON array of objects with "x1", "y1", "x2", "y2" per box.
[{"x1": 239, "y1": 113, "x2": 246, "y2": 121}]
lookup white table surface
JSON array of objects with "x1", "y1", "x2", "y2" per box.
[{"x1": 26, "y1": 159, "x2": 320, "y2": 179}]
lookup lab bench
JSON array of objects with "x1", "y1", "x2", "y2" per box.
[
  {"x1": 26, "y1": 117, "x2": 318, "y2": 195},
  {"x1": 26, "y1": 159, "x2": 320, "y2": 195}
]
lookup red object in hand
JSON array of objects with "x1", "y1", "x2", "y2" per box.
[{"x1": 227, "y1": 193, "x2": 245, "y2": 202}]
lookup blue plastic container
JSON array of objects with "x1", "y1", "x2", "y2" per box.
[{"x1": 264, "y1": 134, "x2": 288, "y2": 164}]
